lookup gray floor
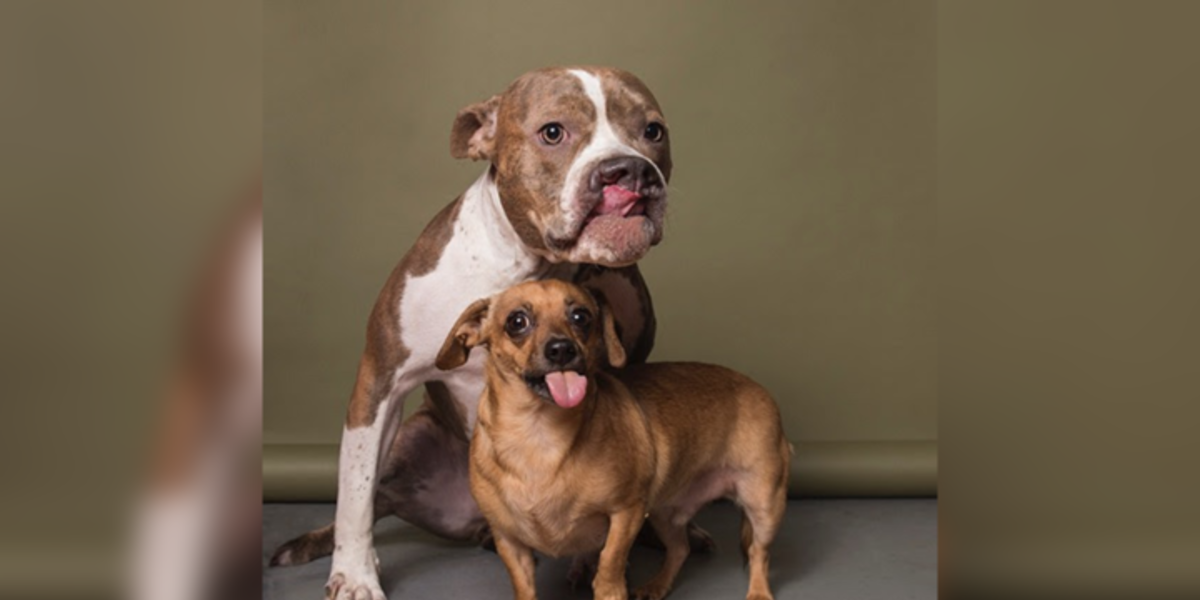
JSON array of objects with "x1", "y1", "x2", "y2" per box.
[{"x1": 263, "y1": 500, "x2": 937, "y2": 599}]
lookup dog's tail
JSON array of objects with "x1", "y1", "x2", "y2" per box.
[{"x1": 269, "y1": 522, "x2": 335, "y2": 567}]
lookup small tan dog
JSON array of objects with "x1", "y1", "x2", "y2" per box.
[{"x1": 436, "y1": 280, "x2": 790, "y2": 600}]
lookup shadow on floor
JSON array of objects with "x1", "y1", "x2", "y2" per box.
[{"x1": 263, "y1": 499, "x2": 936, "y2": 600}]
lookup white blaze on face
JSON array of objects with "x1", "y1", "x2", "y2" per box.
[{"x1": 559, "y1": 69, "x2": 665, "y2": 222}]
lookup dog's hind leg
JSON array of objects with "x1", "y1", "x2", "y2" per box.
[
  {"x1": 269, "y1": 395, "x2": 487, "y2": 568},
  {"x1": 271, "y1": 523, "x2": 335, "y2": 567},
  {"x1": 736, "y1": 472, "x2": 787, "y2": 600},
  {"x1": 372, "y1": 397, "x2": 489, "y2": 544}
]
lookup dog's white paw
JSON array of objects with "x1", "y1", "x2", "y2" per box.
[
  {"x1": 324, "y1": 572, "x2": 385, "y2": 600},
  {"x1": 325, "y1": 549, "x2": 385, "y2": 600}
]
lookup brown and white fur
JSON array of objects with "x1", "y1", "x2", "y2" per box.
[
  {"x1": 131, "y1": 178, "x2": 262, "y2": 600},
  {"x1": 437, "y1": 280, "x2": 790, "y2": 600},
  {"x1": 269, "y1": 67, "x2": 712, "y2": 600}
]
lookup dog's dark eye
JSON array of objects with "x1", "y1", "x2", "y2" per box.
[
  {"x1": 569, "y1": 307, "x2": 592, "y2": 329},
  {"x1": 644, "y1": 122, "x2": 665, "y2": 142},
  {"x1": 505, "y1": 311, "x2": 531, "y2": 336},
  {"x1": 538, "y1": 123, "x2": 566, "y2": 145}
]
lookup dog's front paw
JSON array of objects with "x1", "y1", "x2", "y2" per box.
[
  {"x1": 325, "y1": 550, "x2": 385, "y2": 600},
  {"x1": 593, "y1": 582, "x2": 628, "y2": 600}
]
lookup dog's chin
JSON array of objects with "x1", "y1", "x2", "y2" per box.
[{"x1": 547, "y1": 200, "x2": 665, "y2": 267}]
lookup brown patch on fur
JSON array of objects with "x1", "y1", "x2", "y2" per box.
[
  {"x1": 492, "y1": 68, "x2": 596, "y2": 252},
  {"x1": 344, "y1": 352, "x2": 381, "y2": 428},
  {"x1": 346, "y1": 195, "x2": 463, "y2": 428}
]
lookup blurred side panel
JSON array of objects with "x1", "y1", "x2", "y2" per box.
[
  {"x1": 0, "y1": 1, "x2": 261, "y2": 598},
  {"x1": 940, "y1": 0, "x2": 1200, "y2": 596}
]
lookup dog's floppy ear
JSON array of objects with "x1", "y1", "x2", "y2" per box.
[
  {"x1": 588, "y1": 289, "x2": 627, "y2": 369},
  {"x1": 602, "y1": 304, "x2": 627, "y2": 368},
  {"x1": 436, "y1": 297, "x2": 491, "y2": 371},
  {"x1": 450, "y1": 94, "x2": 501, "y2": 161}
]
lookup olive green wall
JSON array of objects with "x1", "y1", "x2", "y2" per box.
[{"x1": 265, "y1": 0, "x2": 936, "y2": 496}]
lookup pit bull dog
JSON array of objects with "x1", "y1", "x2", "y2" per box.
[
  {"x1": 270, "y1": 67, "x2": 709, "y2": 600},
  {"x1": 437, "y1": 280, "x2": 791, "y2": 600}
]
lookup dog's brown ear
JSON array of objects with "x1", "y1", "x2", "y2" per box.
[
  {"x1": 436, "y1": 298, "x2": 491, "y2": 371},
  {"x1": 450, "y1": 94, "x2": 501, "y2": 161},
  {"x1": 593, "y1": 294, "x2": 627, "y2": 369}
]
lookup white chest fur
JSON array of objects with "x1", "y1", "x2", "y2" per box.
[{"x1": 395, "y1": 172, "x2": 566, "y2": 429}]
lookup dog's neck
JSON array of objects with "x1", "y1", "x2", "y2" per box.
[
  {"x1": 478, "y1": 363, "x2": 598, "y2": 464},
  {"x1": 457, "y1": 170, "x2": 546, "y2": 276},
  {"x1": 458, "y1": 168, "x2": 588, "y2": 286}
]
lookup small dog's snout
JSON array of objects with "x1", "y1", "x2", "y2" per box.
[
  {"x1": 589, "y1": 156, "x2": 659, "y2": 192},
  {"x1": 544, "y1": 338, "x2": 579, "y2": 367}
]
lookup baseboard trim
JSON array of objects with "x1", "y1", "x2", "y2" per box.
[
  {"x1": 263, "y1": 440, "x2": 937, "y2": 501},
  {"x1": 788, "y1": 440, "x2": 937, "y2": 497}
]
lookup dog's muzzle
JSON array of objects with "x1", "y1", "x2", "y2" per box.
[{"x1": 547, "y1": 155, "x2": 667, "y2": 267}]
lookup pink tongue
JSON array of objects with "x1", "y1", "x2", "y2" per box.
[
  {"x1": 599, "y1": 185, "x2": 642, "y2": 216},
  {"x1": 543, "y1": 371, "x2": 588, "y2": 408}
]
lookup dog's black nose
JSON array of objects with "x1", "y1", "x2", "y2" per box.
[
  {"x1": 589, "y1": 156, "x2": 659, "y2": 192},
  {"x1": 544, "y1": 338, "x2": 578, "y2": 366}
]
